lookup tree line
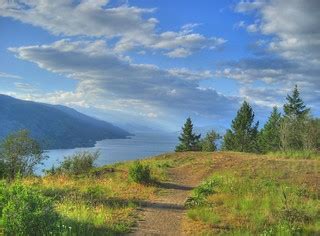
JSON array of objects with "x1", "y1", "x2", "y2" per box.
[{"x1": 176, "y1": 85, "x2": 320, "y2": 153}]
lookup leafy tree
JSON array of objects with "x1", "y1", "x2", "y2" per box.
[
  {"x1": 0, "y1": 130, "x2": 46, "y2": 180},
  {"x1": 259, "y1": 107, "x2": 282, "y2": 153},
  {"x1": 175, "y1": 117, "x2": 201, "y2": 152},
  {"x1": 222, "y1": 101, "x2": 259, "y2": 152},
  {"x1": 200, "y1": 130, "x2": 221, "y2": 152},
  {"x1": 284, "y1": 85, "x2": 310, "y2": 119}
]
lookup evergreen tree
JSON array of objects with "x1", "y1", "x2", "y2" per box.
[
  {"x1": 175, "y1": 118, "x2": 201, "y2": 152},
  {"x1": 281, "y1": 85, "x2": 310, "y2": 150},
  {"x1": 284, "y1": 85, "x2": 310, "y2": 118},
  {"x1": 259, "y1": 107, "x2": 282, "y2": 153},
  {"x1": 200, "y1": 130, "x2": 221, "y2": 152},
  {"x1": 222, "y1": 101, "x2": 259, "y2": 152}
]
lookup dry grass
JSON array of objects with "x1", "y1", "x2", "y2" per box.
[
  {"x1": 2, "y1": 151, "x2": 319, "y2": 235},
  {"x1": 182, "y1": 152, "x2": 320, "y2": 235}
]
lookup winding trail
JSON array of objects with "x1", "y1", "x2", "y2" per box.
[{"x1": 130, "y1": 165, "x2": 206, "y2": 236}]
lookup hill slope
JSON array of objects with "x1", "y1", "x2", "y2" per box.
[
  {"x1": 0, "y1": 94, "x2": 131, "y2": 149},
  {"x1": 7, "y1": 152, "x2": 319, "y2": 235}
]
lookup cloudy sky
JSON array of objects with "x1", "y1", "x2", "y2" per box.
[{"x1": 0, "y1": 0, "x2": 319, "y2": 130}]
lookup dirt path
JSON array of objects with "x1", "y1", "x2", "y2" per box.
[{"x1": 130, "y1": 166, "x2": 205, "y2": 235}]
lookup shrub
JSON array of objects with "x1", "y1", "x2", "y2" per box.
[
  {"x1": 1, "y1": 183, "x2": 59, "y2": 235},
  {"x1": 129, "y1": 161, "x2": 151, "y2": 184},
  {"x1": 186, "y1": 176, "x2": 223, "y2": 207},
  {"x1": 56, "y1": 151, "x2": 99, "y2": 175},
  {"x1": 0, "y1": 130, "x2": 46, "y2": 180}
]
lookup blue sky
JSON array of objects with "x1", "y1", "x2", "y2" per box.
[{"x1": 0, "y1": 0, "x2": 319, "y2": 131}]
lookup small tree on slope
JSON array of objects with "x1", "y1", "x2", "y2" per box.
[{"x1": 175, "y1": 117, "x2": 201, "y2": 152}]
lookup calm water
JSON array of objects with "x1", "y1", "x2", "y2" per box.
[{"x1": 38, "y1": 132, "x2": 178, "y2": 174}]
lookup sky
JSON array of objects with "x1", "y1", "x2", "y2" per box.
[{"x1": 0, "y1": 0, "x2": 319, "y2": 131}]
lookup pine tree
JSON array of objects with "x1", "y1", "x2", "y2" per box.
[
  {"x1": 175, "y1": 117, "x2": 201, "y2": 152},
  {"x1": 259, "y1": 107, "x2": 282, "y2": 153},
  {"x1": 222, "y1": 101, "x2": 259, "y2": 152},
  {"x1": 281, "y1": 85, "x2": 310, "y2": 150},
  {"x1": 284, "y1": 85, "x2": 310, "y2": 119}
]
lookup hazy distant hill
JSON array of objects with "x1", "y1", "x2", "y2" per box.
[{"x1": 0, "y1": 95, "x2": 131, "y2": 149}]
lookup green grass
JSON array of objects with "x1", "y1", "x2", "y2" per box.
[
  {"x1": 186, "y1": 170, "x2": 320, "y2": 235},
  {"x1": 0, "y1": 154, "x2": 176, "y2": 235},
  {"x1": 0, "y1": 151, "x2": 319, "y2": 235}
]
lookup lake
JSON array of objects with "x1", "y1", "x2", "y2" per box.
[{"x1": 38, "y1": 132, "x2": 178, "y2": 174}]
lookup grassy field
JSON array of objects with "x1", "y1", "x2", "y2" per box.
[
  {"x1": 0, "y1": 151, "x2": 319, "y2": 235},
  {"x1": 14, "y1": 157, "x2": 176, "y2": 235},
  {"x1": 182, "y1": 152, "x2": 320, "y2": 235}
]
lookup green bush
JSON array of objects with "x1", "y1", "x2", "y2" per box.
[
  {"x1": 1, "y1": 183, "x2": 59, "y2": 235},
  {"x1": 186, "y1": 176, "x2": 223, "y2": 207},
  {"x1": 129, "y1": 161, "x2": 151, "y2": 184},
  {"x1": 56, "y1": 151, "x2": 99, "y2": 175}
]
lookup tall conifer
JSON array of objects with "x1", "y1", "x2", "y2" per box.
[
  {"x1": 222, "y1": 101, "x2": 259, "y2": 152},
  {"x1": 175, "y1": 118, "x2": 201, "y2": 152}
]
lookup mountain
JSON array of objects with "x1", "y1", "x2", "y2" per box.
[{"x1": 0, "y1": 95, "x2": 131, "y2": 149}]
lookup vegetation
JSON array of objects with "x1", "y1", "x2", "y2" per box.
[
  {"x1": 200, "y1": 130, "x2": 221, "y2": 152},
  {"x1": 0, "y1": 153, "x2": 173, "y2": 235},
  {"x1": 54, "y1": 151, "x2": 99, "y2": 175},
  {"x1": 0, "y1": 130, "x2": 46, "y2": 180},
  {"x1": 175, "y1": 117, "x2": 201, "y2": 151},
  {"x1": 174, "y1": 86, "x2": 320, "y2": 156},
  {"x1": 184, "y1": 152, "x2": 320, "y2": 235},
  {"x1": 222, "y1": 101, "x2": 259, "y2": 152},
  {"x1": 259, "y1": 107, "x2": 282, "y2": 153},
  {"x1": 129, "y1": 161, "x2": 152, "y2": 184},
  {"x1": 0, "y1": 182, "x2": 59, "y2": 235}
]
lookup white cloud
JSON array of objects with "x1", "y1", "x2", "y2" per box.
[
  {"x1": 165, "y1": 48, "x2": 192, "y2": 58},
  {"x1": 224, "y1": 0, "x2": 320, "y2": 112},
  {"x1": 0, "y1": 72, "x2": 22, "y2": 80},
  {"x1": 0, "y1": 0, "x2": 226, "y2": 57}
]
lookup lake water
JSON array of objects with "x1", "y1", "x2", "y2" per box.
[{"x1": 38, "y1": 132, "x2": 178, "y2": 174}]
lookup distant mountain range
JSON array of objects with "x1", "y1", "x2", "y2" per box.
[{"x1": 0, "y1": 95, "x2": 131, "y2": 149}]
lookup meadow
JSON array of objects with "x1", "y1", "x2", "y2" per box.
[{"x1": 0, "y1": 151, "x2": 319, "y2": 235}]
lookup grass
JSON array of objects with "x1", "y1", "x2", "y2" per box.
[
  {"x1": 0, "y1": 155, "x2": 175, "y2": 235},
  {"x1": 267, "y1": 150, "x2": 320, "y2": 160},
  {"x1": 0, "y1": 151, "x2": 319, "y2": 235},
  {"x1": 184, "y1": 152, "x2": 320, "y2": 235}
]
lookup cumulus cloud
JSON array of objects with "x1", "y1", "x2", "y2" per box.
[
  {"x1": 9, "y1": 39, "x2": 238, "y2": 120},
  {"x1": 237, "y1": 0, "x2": 320, "y2": 62},
  {"x1": 0, "y1": 0, "x2": 226, "y2": 57},
  {"x1": 223, "y1": 0, "x2": 320, "y2": 111}
]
